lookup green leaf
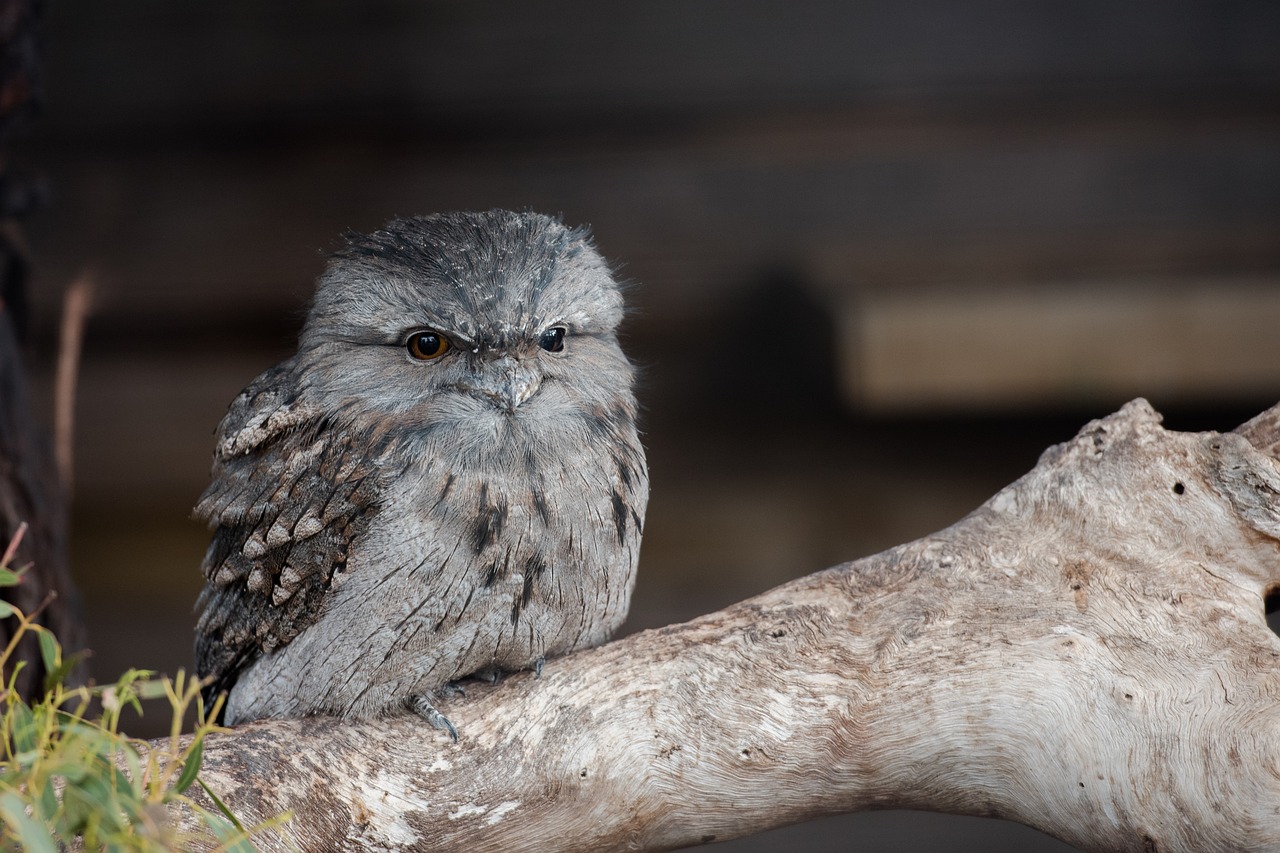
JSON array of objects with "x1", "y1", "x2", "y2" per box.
[
  {"x1": 198, "y1": 776, "x2": 246, "y2": 832},
  {"x1": 10, "y1": 750, "x2": 43, "y2": 769},
  {"x1": 0, "y1": 791, "x2": 57, "y2": 853},
  {"x1": 36, "y1": 777, "x2": 58, "y2": 822},
  {"x1": 37, "y1": 629, "x2": 59, "y2": 674},
  {"x1": 0, "y1": 621, "x2": 262, "y2": 849},
  {"x1": 9, "y1": 700, "x2": 37, "y2": 755},
  {"x1": 59, "y1": 780, "x2": 94, "y2": 834},
  {"x1": 73, "y1": 810, "x2": 102, "y2": 848},
  {"x1": 67, "y1": 766, "x2": 128, "y2": 836},
  {"x1": 201, "y1": 809, "x2": 261, "y2": 853},
  {"x1": 225, "y1": 835, "x2": 261, "y2": 853},
  {"x1": 42, "y1": 650, "x2": 86, "y2": 693},
  {"x1": 133, "y1": 678, "x2": 170, "y2": 701},
  {"x1": 48, "y1": 735, "x2": 98, "y2": 785},
  {"x1": 175, "y1": 736, "x2": 204, "y2": 794},
  {"x1": 0, "y1": 599, "x2": 14, "y2": 618},
  {"x1": 119, "y1": 743, "x2": 143, "y2": 797},
  {"x1": 0, "y1": 565, "x2": 22, "y2": 585}
]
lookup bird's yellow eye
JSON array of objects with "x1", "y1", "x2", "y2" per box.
[{"x1": 407, "y1": 330, "x2": 450, "y2": 361}]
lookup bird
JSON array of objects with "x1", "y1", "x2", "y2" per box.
[{"x1": 192, "y1": 210, "x2": 648, "y2": 737}]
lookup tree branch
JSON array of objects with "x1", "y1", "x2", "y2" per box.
[{"x1": 180, "y1": 398, "x2": 1280, "y2": 852}]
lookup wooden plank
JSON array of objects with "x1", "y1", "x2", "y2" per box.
[
  {"x1": 40, "y1": 0, "x2": 1280, "y2": 133},
  {"x1": 837, "y1": 278, "x2": 1280, "y2": 411},
  {"x1": 25, "y1": 109, "x2": 1280, "y2": 331}
]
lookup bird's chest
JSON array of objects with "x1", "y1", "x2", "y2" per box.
[{"x1": 332, "y1": 448, "x2": 637, "y2": 673}]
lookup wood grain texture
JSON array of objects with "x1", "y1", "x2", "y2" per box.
[{"x1": 167, "y1": 398, "x2": 1280, "y2": 851}]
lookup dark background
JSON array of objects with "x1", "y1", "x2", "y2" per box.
[{"x1": 15, "y1": 2, "x2": 1280, "y2": 850}]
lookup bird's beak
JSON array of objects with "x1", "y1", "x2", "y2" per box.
[{"x1": 468, "y1": 356, "x2": 541, "y2": 412}]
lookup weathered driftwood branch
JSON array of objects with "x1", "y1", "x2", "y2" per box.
[{"x1": 182, "y1": 399, "x2": 1280, "y2": 852}]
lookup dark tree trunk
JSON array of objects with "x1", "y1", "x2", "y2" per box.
[{"x1": 0, "y1": 0, "x2": 84, "y2": 699}]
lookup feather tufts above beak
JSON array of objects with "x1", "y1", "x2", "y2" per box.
[{"x1": 463, "y1": 355, "x2": 541, "y2": 412}]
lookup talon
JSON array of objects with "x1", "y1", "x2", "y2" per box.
[
  {"x1": 534, "y1": 656, "x2": 545, "y2": 678},
  {"x1": 410, "y1": 695, "x2": 459, "y2": 742},
  {"x1": 440, "y1": 681, "x2": 466, "y2": 699}
]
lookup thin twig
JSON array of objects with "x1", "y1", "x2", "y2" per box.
[
  {"x1": 54, "y1": 273, "x2": 95, "y2": 494},
  {"x1": 1, "y1": 520, "x2": 26, "y2": 566}
]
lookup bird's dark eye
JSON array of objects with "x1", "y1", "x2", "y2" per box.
[
  {"x1": 539, "y1": 326, "x2": 566, "y2": 353},
  {"x1": 407, "y1": 329, "x2": 451, "y2": 361}
]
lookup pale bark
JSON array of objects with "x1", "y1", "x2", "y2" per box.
[{"x1": 182, "y1": 398, "x2": 1280, "y2": 852}]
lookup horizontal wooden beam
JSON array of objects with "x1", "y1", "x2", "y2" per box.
[{"x1": 836, "y1": 277, "x2": 1280, "y2": 410}]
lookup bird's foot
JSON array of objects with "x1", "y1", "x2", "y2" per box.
[
  {"x1": 409, "y1": 694, "x2": 458, "y2": 742},
  {"x1": 533, "y1": 656, "x2": 545, "y2": 678}
]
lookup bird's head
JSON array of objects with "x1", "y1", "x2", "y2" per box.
[{"x1": 295, "y1": 210, "x2": 637, "y2": 452}]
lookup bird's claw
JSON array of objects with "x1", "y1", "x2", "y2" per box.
[{"x1": 410, "y1": 695, "x2": 458, "y2": 742}]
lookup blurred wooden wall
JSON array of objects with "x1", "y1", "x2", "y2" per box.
[{"x1": 14, "y1": 2, "x2": 1280, "y2": 849}]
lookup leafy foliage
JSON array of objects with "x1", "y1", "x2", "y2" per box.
[{"x1": 0, "y1": 524, "x2": 283, "y2": 850}]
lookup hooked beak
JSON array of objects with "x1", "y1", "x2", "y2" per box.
[{"x1": 465, "y1": 356, "x2": 542, "y2": 412}]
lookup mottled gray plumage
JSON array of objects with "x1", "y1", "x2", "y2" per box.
[{"x1": 193, "y1": 210, "x2": 647, "y2": 730}]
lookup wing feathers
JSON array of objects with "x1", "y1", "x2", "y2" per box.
[{"x1": 193, "y1": 359, "x2": 381, "y2": 705}]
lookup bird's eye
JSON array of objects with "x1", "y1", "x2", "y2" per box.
[
  {"x1": 406, "y1": 330, "x2": 451, "y2": 361},
  {"x1": 539, "y1": 326, "x2": 566, "y2": 353}
]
